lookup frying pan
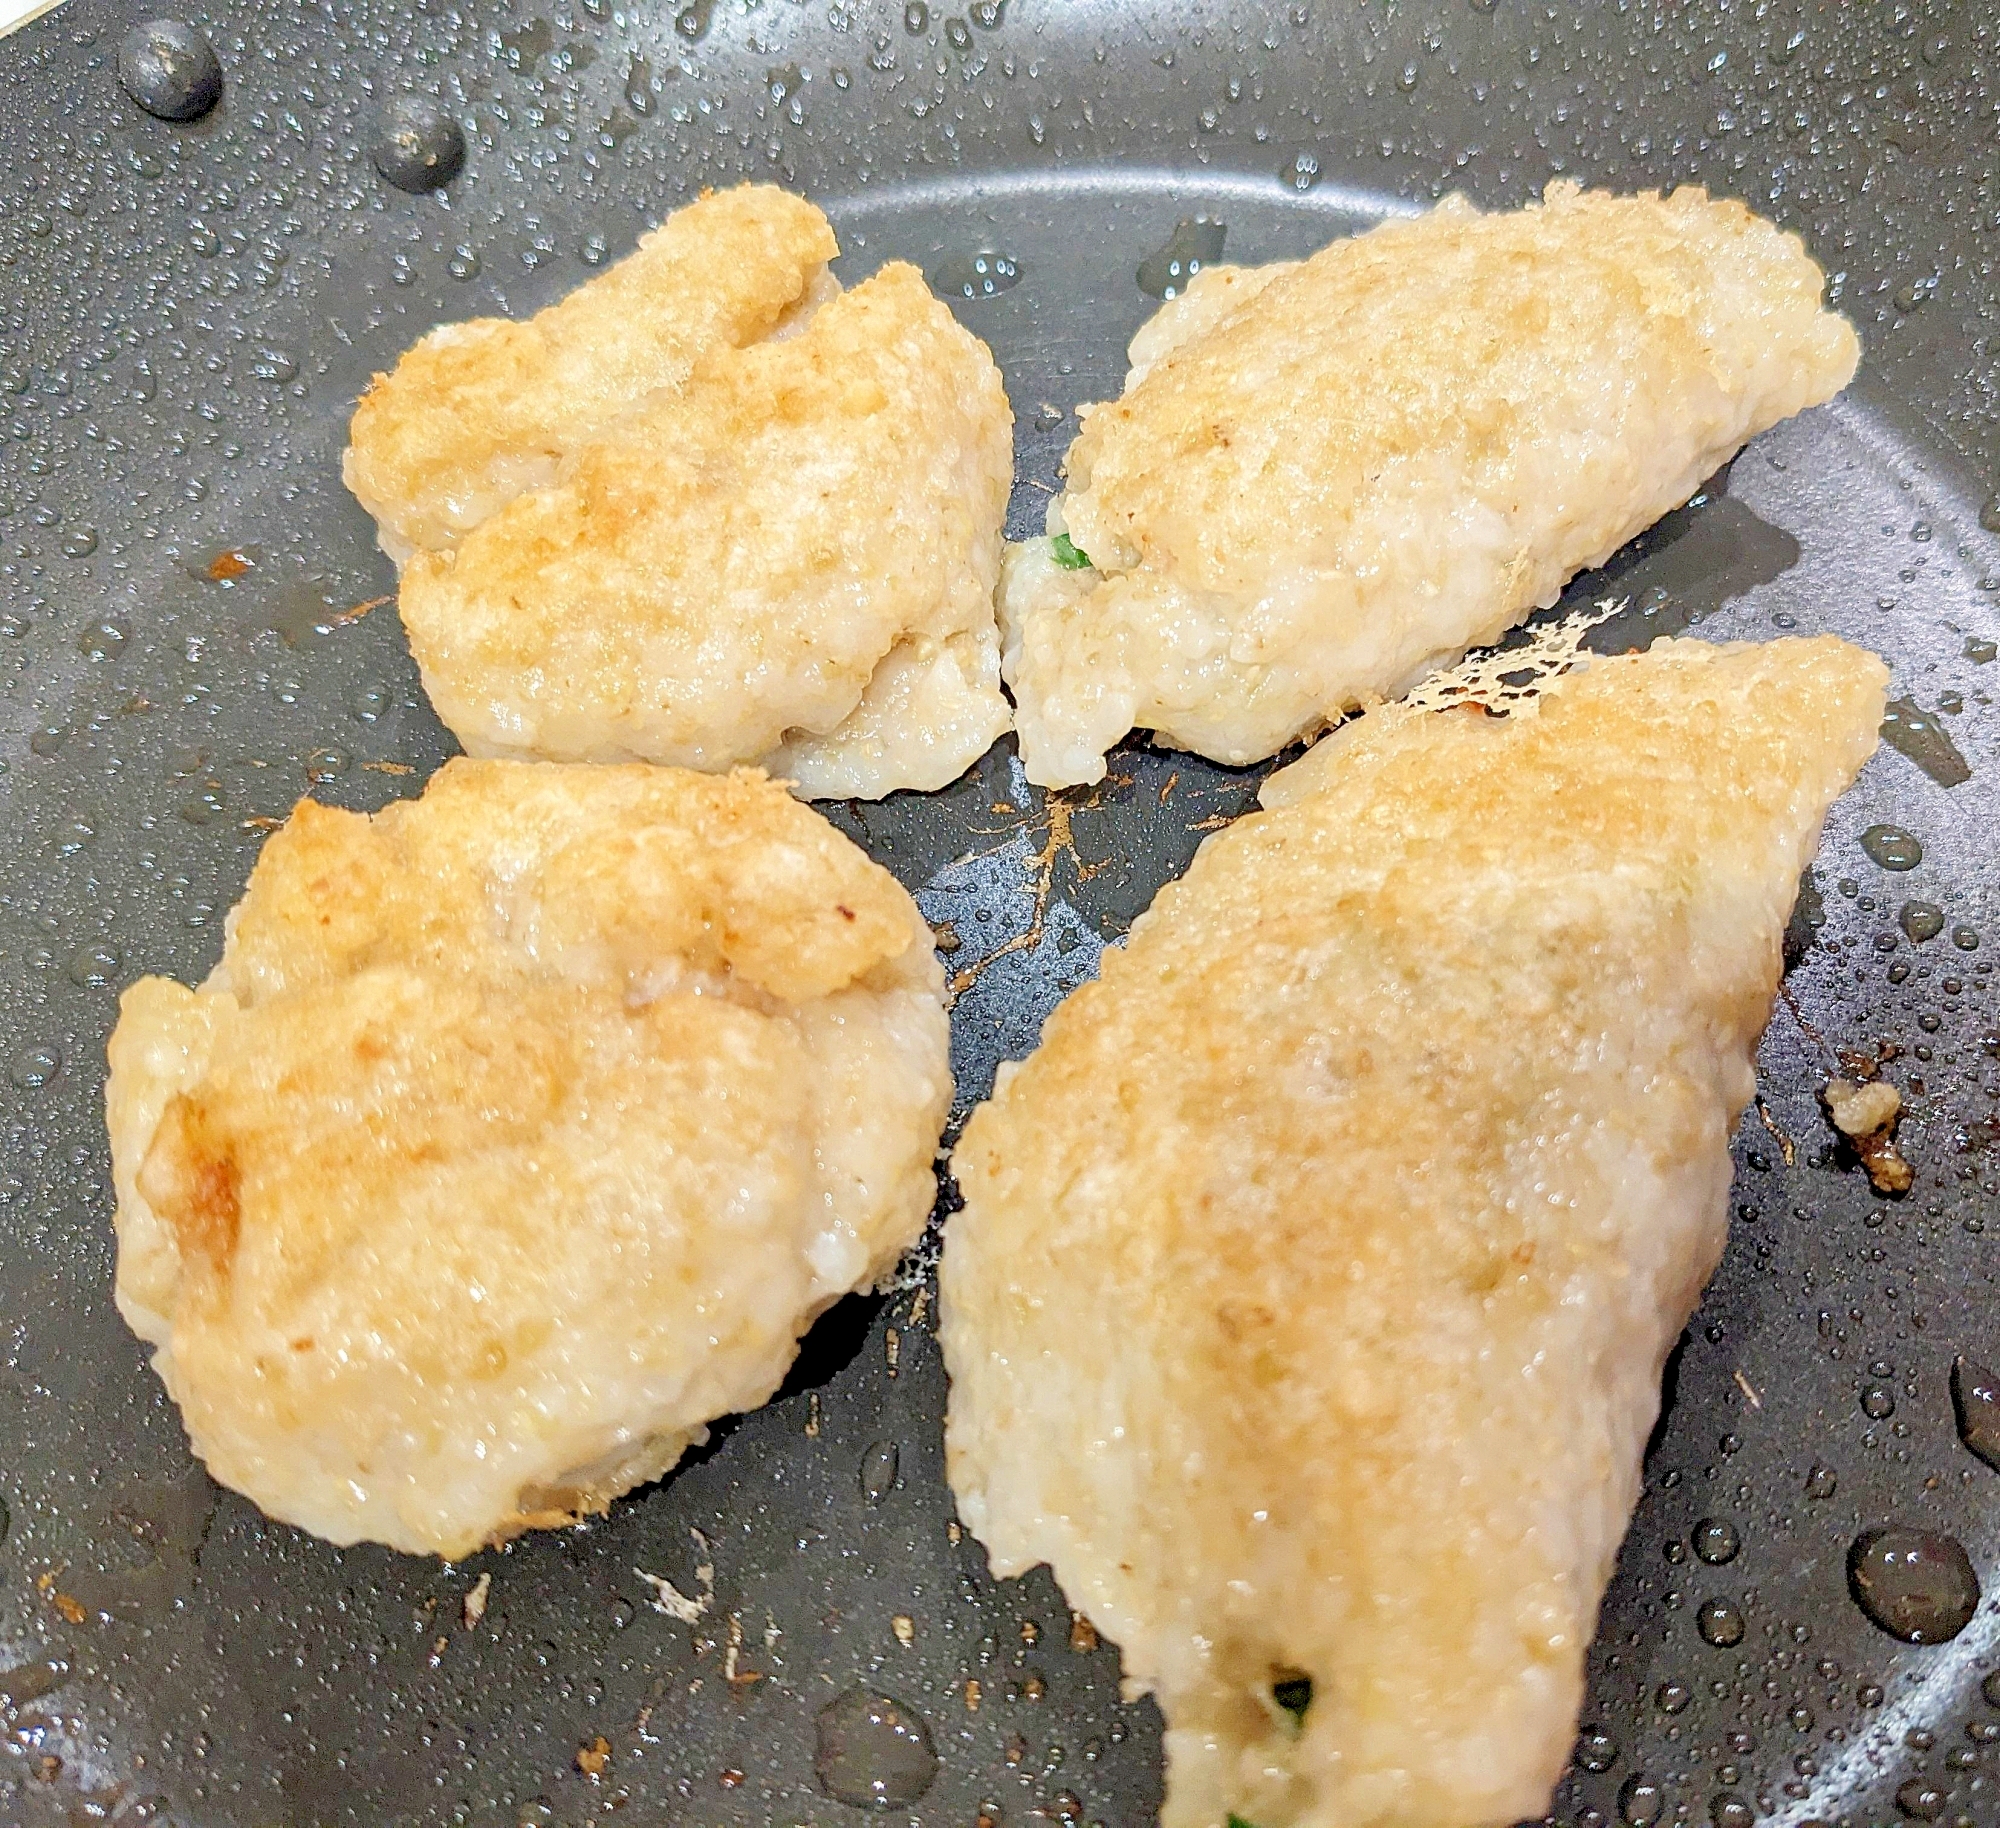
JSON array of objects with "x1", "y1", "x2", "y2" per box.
[{"x1": 1, "y1": 0, "x2": 1996, "y2": 1822}]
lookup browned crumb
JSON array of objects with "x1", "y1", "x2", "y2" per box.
[
  {"x1": 576, "y1": 1737, "x2": 611, "y2": 1780},
  {"x1": 1069, "y1": 1611, "x2": 1099, "y2": 1652},
  {"x1": 1822, "y1": 1077, "x2": 1913, "y2": 1194}
]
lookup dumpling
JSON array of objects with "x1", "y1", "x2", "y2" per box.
[
  {"x1": 107, "y1": 762, "x2": 950, "y2": 1558},
  {"x1": 1001, "y1": 182, "x2": 1860, "y2": 787},
  {"x1": 347, "y1": 186, "x2": 1015, "y2": 801},
  {"x1": 940, "y1": 635, "x2": 1886, "y2": 1828}
]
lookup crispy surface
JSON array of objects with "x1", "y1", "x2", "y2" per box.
[
  {"x1": 941, "y1": 637, "x2": 1885, "y2": 1828},
  {"x1": 107, "y1": 762, "x2": 950, "y2": 1558},
  {"x1": 1003, "y1": 182, "x2": 1861, "y2": 786},
  {"x1": 344, "y1": 185, "x2": 839, "y2": 562},
  {"x1": 397, "y1": 258, "x2": 1013, "y2": 798}
]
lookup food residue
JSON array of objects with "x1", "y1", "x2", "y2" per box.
[{"x1": 1822, "y1": 1076, "x2": 1913, "y2": 1194}]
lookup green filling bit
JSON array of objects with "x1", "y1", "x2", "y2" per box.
[{"x1": 1050, "y1": 531, "x2": 1092, "y2": 569}]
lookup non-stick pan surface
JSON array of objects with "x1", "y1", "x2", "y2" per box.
[{"x1": 2, "y1": 1, "x2": 1998, "y2": 1823}]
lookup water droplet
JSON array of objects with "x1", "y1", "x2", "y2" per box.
[
  {"x1": 1951, "y1": 1357, "x2": 2000, "y2": 1471},
  {"x1": 30, "y1": 724, "x2": 70, "y2": 758},
  {"x1": 1862, "y1": 1384, "x2": 1896, "y2": 1419},
  {"x1": 1895, "y1": 1777, "x2": 1948, "y2": 1822},
  {"x1": 813, "y1": 1688, "x2": 938, "y2": 1807},
  {"x1": 1692, "y1": 1519, "x2": 1740, "y2": 1565},
  {"x1": 374, "y1": 96, "x2": 466, "y2": 193},
  {"x1": 968, "y1": 0, "x2": 1005, "y2": 26},
  {"x1": 1278, "y1": 149, "x2": 1322, "y2": 191},
  {"x1": 78, "y1": 618, "x2": 128, "y2": 660},
  {"x1": 1696, "y1": 1598, "x2": 1745, "y2": 1647},
  {"x1": 350, "y1": 683, "x2": 391, "y2": 723},
  {"x1": 930, "y1": 251, "x2": 1022, "y2": 300},
  {"x1": 1135, "y1": 216, "x2": 1226, "y2": 300},
  {"x1": 448, "y1": 245, "x2": 482, "y2": 283},
  {"x1": 1656, "y1": 1680, "x2": 1691, "y2": 1714},
  {"x1": 1953, "y1": 925, "x2": 1980, "y2": 952},
  {"x1": 1860, "y1": 825, "x2": 1924, "y2": 871},
  {"x1": 306, "y1": 747, "x2": 350, "y2": 783},
  {"x1": 1710, "y1": 1794, "x2": 1753, "y2": 1828},
  {"x1": 1576, "y1": 1727, "x2": 1618, "y2": 1772},
  {"x1": 1900, "y1": 901, "x2": 1945, "y2": 943},
  {"x1": 1849, "y1": 1526, "x2": 1980, "y2": 1642},
  {"x1": 250, "y1": 348, "x2": 298, "y2": 384},
  {"x1": 1967, "y1": 636, "x2": 1998, "y2": 664},
  {"x1": 10, "y1": 1044, "x2": 61, "y2": 1090},
  {"x1": 1619, "y1": 1775, "x2": 1665, "y2": 1826},
  {"x1": 1880, "y1": 698, "x2": 1972, "y2": 788},
  {"x1": 119, "y1": 18, "x2": 223, "y2": 121},
  {"x1": 1981, "y1": 495, "x2": 2000, "y2": 534},
  {"x1": 68, "y1": 944, "x2": 121, "y2": 989},
  {"x1": 62, "y1": 527, "x2": 98, "y2": 558},
  {"x1": 673, "y1": 1, "x2": 712, "y2": 41},
  {"x1": 860, "y1": 1440, "x2": 900, "y2": 1503},
  {"x1": 903, "y1": 0, "x2": 929, "y2": 30},
  {"x1": 1805, "y1": 1462, "x2": 1838, "y2": 1499}
]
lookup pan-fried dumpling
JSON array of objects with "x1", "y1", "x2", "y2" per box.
[
  {"x1": 941, "y1": 635, "x2": 1886, "y2": 1828},
  {"x1": 1001, "y1": 182, "x2": 1860, "y2": 787},
  {"x1": 107, "y1": 762, "x2": 951, "y2": 1558}
]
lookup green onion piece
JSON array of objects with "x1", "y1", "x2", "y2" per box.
[
  {"x1": 1050, "y1": 531, "x2": 1092, "y2": 570},
  {"x1": 1227, "y1": 1815, "x2": 1262, "y2": 1828}
]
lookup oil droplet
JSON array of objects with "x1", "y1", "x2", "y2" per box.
[
  {"x1": 1656, "y1": 1680, "x2": 1691, "y2": 1713},
  {"x1": 1576, "y1": 1727, "x2": 1618, "y2": 1772},
  {"x1": 1619, "y1": 1775, "x2": 1665, "y2": 1826},
  {"x1": 1136, "y1": 216, "x2": 1225, "y2": 300},
  {"x1": 1900, "y1": 901, "x2": 1945, "y2": 943},
  {"x1": 1966, "y1": 636, "x2": 1997, "y2": 665},
  {"x1": 1951, "y1": 1357, "x2": 2000, "y2": 1471},
  {"x1": 1278, "y1": 149, "x2": 1321, "y2": 191},
  {"x1": 813, "y1": 1687, "x2": 938, "y2": 1807},
  {"x1": 1805, "y1": 1463, "x2": 1838, "y2": 1499},
  {"x1": 68, "y1": 944, "x2": 121, "y2": 989},
  {"x1": 1710, "y1": 1794, "x2": 1753, "y2": 1828},
  {"x1": 903, "y1": 0, "x2": 929, "y2": 30},
  {"x1": 1692, "y1": 1519, "x2": 1740, "y2": 1565},
  {"x1": 1862, "y1": 1385, "x2": 1896, "y2": 1419},
  {"x1": 1696, "y1": 1598, "x2": 1745, "y2": 1647},
  {"x1": 674, "y1": 0, "x2": 712, "y2": 40},
  {"x1": 1880, "y1": 698, "x2": 1972, "y2": 788},
  {"x1": 1895, "y1": 1777, "x2": 1948, "y2": 1822},
  {"x1": 931, "y1": 251, "x2": 1022, "y2": 300},
  {"x1": 10, "y1": 1044, "x2": 61, "y2": 1090},
  {"x1": 1849, "y1": 1527, "x2": 1980, "y2": 1642},
  {"x1": 860, "y1": 1440, "x2": 900, "y2": 1502},
  {"x1": 78, "y1": 618, "x2": 128, "y2": 660},
  {"x1": 1859, "y1": 825, "x2": 1924, "y2": 871}
]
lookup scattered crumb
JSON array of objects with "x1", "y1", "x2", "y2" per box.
[
  {"x1": 51, "y1": 1592, "x2": 85, "y2": 1626},
  {"x1": 1733, "y1": 1369, "x2": 1763, "y2": 1411},
  {"x1": 207, "y1": 549, "x2": 252, "y2": 581},
  {"x1": 1755, "y1": 1096, "x2": 1796, "y2": 1167},
  {"x1": 1159, "y1": 771, "x2": 1179, "y2": 806},
  {"x1": 933, "y1": 919, "x2": 962, "y2": 954},
  {"x1": 719, "y1": 1767, "x2": 745, "y2": 1790},
  {"x1": 722, "y1": 1611, "x2": 761, "y2": 1686},
  {"x1": 636, "y1": 1547, "x2": 715, "y2": 1625},
  {"x1": 462, "y1": 1571, "x2": 491, "y2": 1630},
  {"x1": 892, "y1": 1614, "x2": 915, "y2": 1648},
  {"x1": 885, "y1": 1326, "x2": 900, "y2": 1375},
  {"x1": 1069, "y1": 1611, "x2": 1099, "y2": 1652},
  {"x1": 965, "y1": 1677, "x2": 983, "y2": 1712},
  {"x1": 805, "y1": 1391, "x2": 821, "y2": 1438},
  {"x1": 947, "y1": 1519, "x2": 962, "y2": 1546},
  {"x1": 361, "y1": 760, "x2": 415, "y2": 775},
  {"x1": 1020, "y1": 1619, "x2": 1040, "y2": 1646},
  {"x1": 907, "y1": 1285, "x2": 930, "y2": 1329},
  {"x1": 576, "y1": 1736, "x2": 611, "y2": 1780},
  {"x1": 427, "y1": 1635, "x2": 449, "y2": 1668},
  {"x1": 240, "y1": 815, "x2": 285, "y2": 833},
  {"x1": 1822, "y1": 1077, "x2": 1913, "y2": 1194}
]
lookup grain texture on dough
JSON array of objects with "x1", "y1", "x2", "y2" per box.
[
  {"x1": 107, "y1": 762, "x2": 950, "y2": 1558},
  {"x1": 941, "y1": 637, "x2": 1886, "y2": 1828},
  {"x1": 1002, "y1": 182, "x2": 1860, "y2": 786},
  {"x1": 344, "y1": 184, "x2": 839, "y2": 564},
  {"x1": 395, "y1": 257, "x2": 1013, "y2": 799}
]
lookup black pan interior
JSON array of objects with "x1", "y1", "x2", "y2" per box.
[{"x1": 1, "y1": 1, "x2": 1998, "y2": 1824}]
